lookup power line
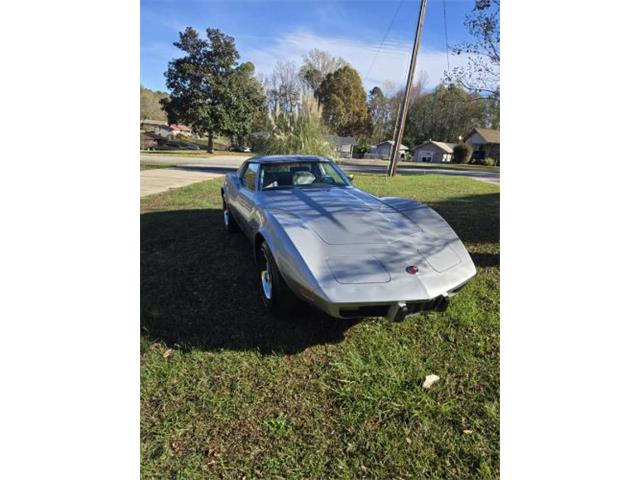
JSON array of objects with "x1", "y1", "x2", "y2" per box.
[
  {"x1": 364, "y1": 0, "x2": 406, "y2": 85},
  {"x1": 442, "y1": 0, "x2": 450, "y2": 71}
]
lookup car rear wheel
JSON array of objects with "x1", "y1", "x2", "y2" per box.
[
  {"x1": 222, "y1": 193, "x2": 239, "y2": 232},
  {"x1": 258, "y1": 242, "x2": 299, "y2": 317}
]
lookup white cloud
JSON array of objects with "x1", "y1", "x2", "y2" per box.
[{"x1": 243, "y1": 29, "x2": 471, "y2": 93}]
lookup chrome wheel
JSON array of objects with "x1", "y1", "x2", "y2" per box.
[
  {"x1": 261, "y1": 250, "x2": 273, "y2": 300},
  {"x1": 223, "y1": 209, "x2": 230, "y2": 228}
]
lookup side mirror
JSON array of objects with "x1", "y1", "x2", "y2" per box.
[{"x1": 347, "y1": 174, "x2": 354, "y2": 181}]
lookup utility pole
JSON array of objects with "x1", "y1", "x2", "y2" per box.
[{"x1": 387, "y1": 0, "x2": 428, "y2": 177}]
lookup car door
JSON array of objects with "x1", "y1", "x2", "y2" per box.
[{"x1": 235, "y1": 162, "x2": 260, "y2": 235}]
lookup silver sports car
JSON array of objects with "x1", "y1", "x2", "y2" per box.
[{"x1": 222, "y1": 155, "x2": 476, "y2": 322}]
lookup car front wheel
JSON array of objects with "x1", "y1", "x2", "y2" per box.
[{"x1": 258, "y1": 242, "x2": 299, "y2": 317}]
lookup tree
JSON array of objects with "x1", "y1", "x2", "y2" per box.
[
  {"x1": 404, "y1": 84, "x2": 487, "y2": 145},
  {"x1": 227, "y1": 62, "x2": 267, "y2": 145},
  {"x1": 485, "y1": 92, "x2": 500, "y2": 129},
  {"x1": 315, "y1": 66, "x2": 371, "y2": 138},
  {"x1": 263, "y1": 60, "x2": 301, "y2": 114},
  {"x1": 446, "y1": 0, "x2": 500, "y2": 99},
  {"x1": 453, "y1": 143, "x2": 473, "y2": 164},
  {"x1": 162, "y1": 27, "x2": 265, "y2": 152},
  {"x1": 367, "y1": 86, "x2": 394, "y2": 144},
  {"x1": 298, "y1": 49, "x2": 348, "y2": 94},
  {"x1": 140, "y1": 86, "x2": 168, "y2": 121}
]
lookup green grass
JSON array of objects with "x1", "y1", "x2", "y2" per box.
[
  {"x1": 141, "y1": 175, "x2": 499, "y2": 479},
  {"x1": 338, "y1": 159, "x2": 499, "y2": 173},
  {"x1": 400, "y1": 162, "x2": 499, "y2": 173},
  {"x1": 141, "y1": 163, "x2": 174, "y2": 171}
]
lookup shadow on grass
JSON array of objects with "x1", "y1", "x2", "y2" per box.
[
  {"x1": 429, "y1": 192, "x2": 500, "y2": 268},
  {"x1": 140, "y1": 191, "x2": 499, "y2": 354},
  {"x1": 141, "y1": 208, "x2": 360, "y2": 355},
  {"x1": 429, "y1": 192, "x2": 499, "y2": 244}
]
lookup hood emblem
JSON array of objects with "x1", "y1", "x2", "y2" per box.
[{"x1": 405, "y1": 265, "x2": 419, "y2": 275}]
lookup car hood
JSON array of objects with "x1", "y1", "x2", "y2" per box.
[
  {"x1": 261, "y1": 187, "x2": 475, "y2": 300},
  {"x1": 262, "y1": 187, "x2": 421, "y2": 245}
]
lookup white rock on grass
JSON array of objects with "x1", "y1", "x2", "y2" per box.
[{"x1": 422, "y1": 374, "x2": 440, "y2": 390}]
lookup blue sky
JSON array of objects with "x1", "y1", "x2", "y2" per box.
[{"x1": 141, "y1": 0, "x2": 478, "y2": 94}]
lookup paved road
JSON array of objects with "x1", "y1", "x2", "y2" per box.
[{"x1": 140, "y1": 154, "x2": 500, "y2": 185}]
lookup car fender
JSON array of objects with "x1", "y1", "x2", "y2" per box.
[
  {"x1": 379, "y1": 196, "x2": 475, "y2": 271},
  {"x1": 254, "y1": 209, "x2": 326, "y2": 304}
]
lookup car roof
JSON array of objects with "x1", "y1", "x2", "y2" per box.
[{"x1": 248, "y1": 155, "x2": 332, "y2": 164}]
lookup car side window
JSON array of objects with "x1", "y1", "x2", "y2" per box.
[{"x1": 241, "y1": 163, "x2": 259, "y2": 191}]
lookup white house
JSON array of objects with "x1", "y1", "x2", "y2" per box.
[
  {"x1": 327, "y1": 135, "x2": 356, "y2": 158},
  {"x1": 154, "y1": 123, "x2": 193, "y2": 140},
  {"x1": 370, "y1": 140, "x2": 409, "y2": 160},
  {"x1": 412, "y1": 140, "x2": 456, "y2": 163}
]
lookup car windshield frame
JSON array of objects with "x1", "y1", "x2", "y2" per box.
[{"x1": 258, "y1": 161, "x2": 351, "y2": 191}]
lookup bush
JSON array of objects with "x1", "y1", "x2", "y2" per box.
[
  {"x1": 472, "y1": 157, "x2": 497, "y2": 167},
  {"x1": 263, "y1": 97, "x2": 334, "y2": 157},
  {"x1": 453, "y1": 143, "x2": 473, "y2": 164}
]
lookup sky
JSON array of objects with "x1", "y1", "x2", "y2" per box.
[{"x1": 141, "y1": 0, "x2": 478, "y2": 95}]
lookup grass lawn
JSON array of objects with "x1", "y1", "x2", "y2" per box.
[
  {"x1": 399, "y1": 162, "x2": 499, "y2": 173},
  {"x1": 140, "y1": 163, "x2": 174, "y2": 171},
  {"x1": 141, "y1": 174, "x2": 499, "y2": 479},
  {"x1": 337, "y1": 159, "x2": 499, "y2": 174}
]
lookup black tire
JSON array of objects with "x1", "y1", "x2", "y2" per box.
[
  {"x1": 258, "y1": 242, "x2": 299, "y2": 317},
  {"x1": 222, "y1": 193, "x2": 239, "y2": 232}
]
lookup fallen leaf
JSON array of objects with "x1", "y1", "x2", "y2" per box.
[
  {"x1": 422, "y1": 374, "x2": 440, "y2": 389},
  {"x1": 163, "y1": 349, "x2": 173, "y2": 359},
  {"x1": 463, "y1": 429, "x2": 473, "y2": 434}
]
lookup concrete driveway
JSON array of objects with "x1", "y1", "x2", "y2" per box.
[{"x1": 140, "y1": 168, "x2": 223, "y2": 197}]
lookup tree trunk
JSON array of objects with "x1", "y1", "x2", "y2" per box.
[{"x1": 207, "y1": 132, "x2": 214, "y2": 153}]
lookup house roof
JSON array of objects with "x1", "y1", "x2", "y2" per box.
[
  {"x1": 466, "y1": 128, "x2": 500, "y2": 144},
  {"x1": 327, "y1": 135, "x2": 356, "y2": 145},
  {"x1": 412, "y1": 140, "x2": 456, "y2": 154},
  {"x1": 377, "y1": 140, "x2": 408, "y2": 150},
  {"x1": 170, "y1": 124, "x2": 192, "y2": 131}
]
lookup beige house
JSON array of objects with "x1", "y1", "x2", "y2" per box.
[
  {"x1": 412, "y1": 140, "x2": 456, "y2": 163},
  {"x1": 465, "y1": 128, "x2": 500, "y2": 163}
]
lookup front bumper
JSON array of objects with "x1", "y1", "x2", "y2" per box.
[
  {"x1": 305, "y1": 279, "x2": 469, "y2": 321},
  {"x1": 335, "y1": 295, "x2": 450, "y2": 321}
]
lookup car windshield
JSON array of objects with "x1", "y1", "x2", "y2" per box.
[{"x1": 260, "y1": 161, "x2": 350, "y2": 191}]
